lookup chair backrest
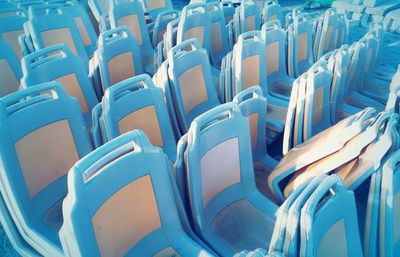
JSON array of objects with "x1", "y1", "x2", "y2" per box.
[
  {"x1": 61, "y1": 130, "x2": 208, "y2": 257},
  {"x1": 102, "y1": 74, "x2": 177, "y2": 160},
  {"x1": 88, "y1": 0, "x2": 110, "y2": 22},
  {"x1": 152, "y1": 10, "x2": 179, "y2": 47},
  {"x1": 167, "y1": 38, "x2": 220, "y2": 132},
  {"x1": 47, "y1": 0, "x2": 98, "y2": 58},
  {"x1": 163, "y1": 18, "x2": 180, "y2": 56},
  {"x1": 317, "y1": 8, "x2": 340, "y2": 60},
  {"x1": 186, "y1": 103, "x2": 255, "y2": 230},
  {"x1": 347, "y1": 41, "x2": 367, "y2": 94},
  {"x1": 98, "y1": 26, "x2": 144, "y2": 91},
  {"x1": 0, "y1": 82, "x2": 92, "y2": 244},
  {"x1": 177, "y1": 2, "x2": 212, "y2": 55},
  {"x1": 233, "y1": 30, "x2": 267, "y2": 97},
  {"x1": 261, "y1": 20, "x2": 288, "y2": 86},
  {"x1": 207, "y1": 1, "x2": 230, "y2": 67},
  {"x1": 234, "y1": 86, "x2": 274, "y2": 167},
  {"x1": 291, "y1": 13, "x2": 314, "y2": 77},
  {"x1": 304, "y1": 61, "x2": 333, "y2": 140},
  {"x1": 300, "y1": 175, "x2": 363, "y2": 257},
  {"x1": 140, "y1": 0, "x2": 173, "y2": 21},
  {"x1": 238, "y1": 0, "x2": 261, "y2": 36},
  {"x1": 21, "y1": 44, "x2": 98, "y2": 124},
  {"x1": 0, "y1": 7, "x2": 28, "y2": 60},
  {"x1": 262, "y1": 0, "x2": 282, "y2": 24},
  {"x1": 221, "y1": 0, "x2": 235, "y2": 24},
  {"x1": 109, "y1": 0, "x2": 153, "y2": 54},
  {"x1": 0, "y1": 40, "x2": 22, "y2": 97},
  {"x1": 380, "y1": 150, "x2": 400, "y2": 257},
  {"x1": 27, "y1": 4, "x2": 89, "y2": 62}
]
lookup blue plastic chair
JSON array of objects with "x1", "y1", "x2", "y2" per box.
[
  {"x1": 233, "y1": 86, "x2": 278, "y2": 170},
  {"x1": 300, "y1": 175, "x2": 363, "y2": 257},
  {"x1": 88, "y1": 0, "x2": 109, "y2": 23},
  {"x1": 268, "y1": 179, "x2": 310, "y2": 254},
  {"x1": 234, "y1": 0, "x2": 261, "y2": 41},
  {"x1": 288, "y1": 13, "x2": 314, "y2": 78},
  {"x1": 207, "y1": 2, "x2": 230, "y2": 68},
  {"x1": 46, "y1": 0, "x2": 98, "y2": 58},
  {"x1": 221, "y1": 0, "x2": 235, "y2": 24},
  {"x1": 177, "y1": 2, "x2": 212, "y2": 56},
  {"x1": 283, "y1": 175, "x2": 327, "y2": 257},
  {"x1": 60, "y1": 130, "x2": 214, "y2": 257},
  {"x1": 262, "y1": 0, "x2": 282, "y2": 24},
  {"x1": 98, "y1": 26, "x2": 144, "y2": 91},
  {"x1": 315, "y1": 9, "x2": 340, "y2": 61},
  {"x1": 0, "y1": 193, "x2": 40, "y2": 256},
  {"x1": 0, "y1": 7, "x2": 28, "y2": 60},
  {"x1": 380, "y1": 149, "x2": 400, "y2": 257},
  {"x1": 261, "y1": 20, "x2": 294, "y2": 101},
  {"x1": 0, "y1": 40, "x2": 22, "y2": 97},
  {"x1": 27, "y1": 4, "x2": 89, "y2": 63},
  {"x1": 90, "y1": 102, "x2": 105, "y2": 148},
  {"x1": 152, "y1": 10, "x2": 179, "y2": 48},
  {"x1": 140, "y1": 0, "x2": 173, "y2": 22},
  {"x1": 21, "y1": 44, "x2": 99, "y2": 127},
  {"x1": 102, "y1": 74, "x2": 177, "y2": 161},
  {"x1": 303, "y1": 60, "x2": 333, "y2": 141},
  {"x1": 186, "y1": 103, "x2": 278, "y2": 256},
  {"x1": 0, "y1": 82, "x2": 93, "y2": 256},
  {"x1": 109, "y1": 0, "x2": 155, "y2": 75},
  {"x1": 345, "y1": 41, "x2": 385, "y2": 112},
  {"x1": 167, "y1": 38, "x2": 220, "y2": 132}
]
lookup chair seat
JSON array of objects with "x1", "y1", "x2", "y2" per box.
[
  {"x1": 267, "y1": 103, "x2": 287, "y2": 124},
  {"x1": 212, "y1": 199, "x2": 274, "y2": 253},
  {"x1": 269, "y1": 81, "x2": 293, "y2": 101}
]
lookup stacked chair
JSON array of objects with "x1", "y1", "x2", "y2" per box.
[{"x1": 0, "y1": 40, "x2": 22, "y2": 97}]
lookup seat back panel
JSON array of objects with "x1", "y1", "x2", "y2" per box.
[
  {"x1": 108, "y1": 52, "x2": 135, "y2": 86},
  {"x1": 117, "y1": 14, "x2": 143, "y2": 45},
  {"x1": 92, "y1": 175, "x2": 161, "y2": 257},
  {"x1": 41, "y1": 28, "x2": 78, "y2": 56},
  {"x1": 0, "y1": 59, "x2": 19, "y2": 96},
  {"x1": 56, "y1": 73, "x2": 89, "y2": 113}
]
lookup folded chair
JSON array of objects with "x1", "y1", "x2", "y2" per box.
[
  {"x1": 0, "y1": 82, "x2": 93, "y2": 256},
  {"x1": 300, "y1": 175, "x2": 363, "y2": 257},
  {"x1": 0, "y1": 7, "x2": 28, "y2": 60},
  {"x1": 384, "y1": 8, "x2": 400, "y2": 33},
  {"x1": 21, "y1": 44, "x2": 99, "y2": 126},
  {"x1": 98, "y1": 26, "x2": 144, "y2": 91},
  {"x1": 167, "y1": 39, "x2": 220, "y2": 132},
  {"x1": 152, "y1": 10, "x2": 179, "y2": 48},
  {"x1": 207, "y1": 1, "x2": 230, "y2": 68},
  {"x1": 90, "y1": 103, "x2": 104, "y2": 148},
  {"x1": 0, "y1": 40, "x2": 22, "y2": 97},
  {"x1": 140, "y1": 0, "x2": 173, "y2": 21},
  {"x1": 46, "y1": 0, "x2": 98, "y2": 58},
  {"x1": 293, "y1": 74, "x2": 308, "y2": 148},
  {"x1": 332, "y1": 0, "x2": 367, "y2": 24},
  {"x1": 269, "y1": 107, "x2": 376, "y2": 202},
  {"x1": 262, "y1": 0, "x2": 282, "y2": 24},
  {"x1": 233, "y1": 86, "x2": 279, "y2": 170},
  {"x1": 361, "y1": 0, "x2": 400, "y2": 28},
  {"x1": 109, "y1": 0, "x2": 155, "y2": 75},
  {"x1": 186, "y1": 103, "x2": 278, "y2": 256},
  {"x1": 102, "y1": 74, "x2": 177, "y2": 161},
  {"x1": 177, "y1": 2, "x2": 212, "y2": 56},
  {"x1": 288, "y1": 14, "x2": 314, "y2": 78},
  {"x1": 303, "y1": 60, "x2": 333, "y2": 141},
  {"x1": 285, "y1": 111, "x2": 393, "y2": 196},
  {"x1": 27, "y1": 4, "x2": 89, "y2": 63},
  {"x1": 0, "y1": 193, "x2": 40, "y2": 256},
  {"x1": 60, "y1": 130, "x2": 214, "y2": 257},
  {"x1": 233, "y1": 0, "x2": 261, "y2": 41},
  {"x1": 336, "y1": 113, "x2": 399, "y2": 190},
  {"x1": 379, "y1": 149, "x2": 400, "y2": 257},
  {"x1": 261, "y1": 20, "x2": 294, "y2": 101},
  {"x1": 283, "y1": 175, "x2": 327, "y2": 257}
]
